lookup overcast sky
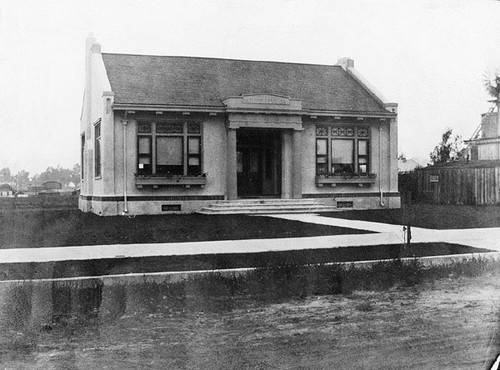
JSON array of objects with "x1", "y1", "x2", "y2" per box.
[{"x1": 0, "y1": 0, "x2": 499, "y2": 176}]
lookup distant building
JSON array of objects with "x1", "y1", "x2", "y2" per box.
[
  {"x1": 27, "y1": 186, "x2": 45, "y2": 196},
  {"x1": 0, "y1": 184, "x2": 13, "y2": 197},
  {"x1": 41, "y1": 181, "x2": 63, "y2": 193},
  {"x1": 26, "y1": 181, "x2": 63, "y2": 196},
  {"x1": 79, "y1": 35, "x2": 400, "y2": 216},
  {"x1": 416, "y1": 110, "x2": 500, "y2": 205},
  {"x1": 465, "y1": 112, "x2": 500, "y2": 161},
  {"x1": 397, "y1": 154, "x2": 420, "y2": 173}
]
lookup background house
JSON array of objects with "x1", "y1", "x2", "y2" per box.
[
  {"x1": 398, "y1": 154, "x2": 421, "y2": 173},
  {"x1": 0, "y1": 184, "x2": 13, "y2": 197},
  {"x1": 415, "y1": 110, "x2": 500, "y2": 205},
  {"x1": 466, "y1": 112, "x2": 499, "y2": 161}
]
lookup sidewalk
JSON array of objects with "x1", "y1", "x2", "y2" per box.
[
  {"x1": 268, "y1": 214, "x2": 500, "y2": 252},
  {"x1": 0, "y1": 213, "x2": 498, "y2": 264}
]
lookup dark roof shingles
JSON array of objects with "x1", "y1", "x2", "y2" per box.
[{"x1": 102, "y1": 54, "x2": 387, "y2": 113}]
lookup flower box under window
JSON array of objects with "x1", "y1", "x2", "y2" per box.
[
  {"x1": 135, "y1": 174, "x2": 207, "y2": 189},
  {"x1": 315, "y1": 173, "x2": 376, "y2": 187}
]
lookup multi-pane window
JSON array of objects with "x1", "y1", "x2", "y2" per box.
[
  {"x1": 94, "y1": 120, "x2": 101, "y2": 178},
  {"x1": 316, "y1": 125, "x2": 370, "y2": 175},
  {"x1": 137, "y1": 121, "x2": 202, "y2": 176}
]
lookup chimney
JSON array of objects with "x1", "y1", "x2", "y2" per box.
[
  {"x1": 84, "y1": 33, "x2": 101, "y2": 136},
  {"x1": 337, "y1": 57, "x2": 354, "y2": 70}
]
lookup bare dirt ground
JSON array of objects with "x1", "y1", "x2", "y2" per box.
[{"x1": 3, "y1": 273, "x2": 500, "y2": 369}]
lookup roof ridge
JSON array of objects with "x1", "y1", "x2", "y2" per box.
[{"x1": 101, "y1": 52, "x2": 342, "y2": 68}]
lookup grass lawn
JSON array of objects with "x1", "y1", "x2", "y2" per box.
[
  {"x1": 1, "y1": 242, "x2": 491, "y2": 280},
  {"x1": 0, "y1": 209, "x2": 371, "y2": 249},
  {"x1": 323, "y1": 204, "x2": 500, "y2": 229},
  {"x1": 1, "y1": 204, "x2": 499, "y2": 249}
]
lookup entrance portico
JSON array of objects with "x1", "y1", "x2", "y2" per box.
[{"x1": 223, "y1": 94, "x2": 304, "y2": 200}]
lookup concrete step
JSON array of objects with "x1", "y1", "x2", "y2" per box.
[
  {"x1": 198, "y1": 208, "x2": 339, "y2": 215},
  {"x1": 215, "y1": 198, "x2": 315, "y2": 203},
  {"x1": 207, "y1": 202, "x2": 319, "y2": 209},
  {"x1": 198, "y1": 199, "x2": 338, "y2": 214}
]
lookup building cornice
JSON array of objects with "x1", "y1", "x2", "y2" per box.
[{"x1": 112, "y1": 103, "x2": 396, "y2": 119}]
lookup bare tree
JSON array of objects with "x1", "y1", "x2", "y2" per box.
[{"x1": 483, "y1": 71, "x2": 500, "y2": 103}]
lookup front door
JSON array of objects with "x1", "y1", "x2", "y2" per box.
[{"x1": 237, "y1": 129, "x2": 281, "y2": 197}]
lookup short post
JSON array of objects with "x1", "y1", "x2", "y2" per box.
[{"x1": 406, "y1": 224, "x2": 412, "y2": 245}]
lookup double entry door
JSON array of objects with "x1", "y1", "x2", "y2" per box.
[{"x1": 236, "y1": 129, "x2": 281, "y2": 198}]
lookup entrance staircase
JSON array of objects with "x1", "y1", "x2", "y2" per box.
[{"x1": 198, "y1": 198, "x2": 338, "y2": 215}]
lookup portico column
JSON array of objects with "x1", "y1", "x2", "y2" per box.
[
  {"x1": 226, "y1": 128, "x2": 238, "y2": 200},
  {"x1": 281, "y1": 130, "x2": 292, "y2": 199},
  {"x1": 292, "y1": 129, "x2": 303, "y2": 199}
]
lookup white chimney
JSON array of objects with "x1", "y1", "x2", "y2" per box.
[{"x1": 337, "y1": 57, "x2": 354, "y2": 70}]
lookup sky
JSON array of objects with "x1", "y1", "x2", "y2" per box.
[{"x1": 0, "y1": 0, "x2": 499, "y2": 176}]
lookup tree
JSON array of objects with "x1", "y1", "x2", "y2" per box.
[
  {"x1": 430, "y1": 128, "x2": 463, "y2": 164},
  {"x1": 484, "y1": 71, "x2": 500, "y2": 103},
  {"x1": 37, "y1": 164, "x2": 80, "y2": 188},
  {"x1": 0, "y1": 167, "x2": 11, "y2": 183},
  {"x1": 13, "y1": 170, "x2": 30, "y2": 190},
  {"x1": 484, "y1": 71, "x2": 500, "y2": 129},
  {"x1": 70, "y1": 163, "x2": 81, "y2": 186}
]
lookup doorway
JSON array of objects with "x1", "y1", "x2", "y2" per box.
[{"x1": 236, "y1": 129, "x2": 282, "y2": 197}]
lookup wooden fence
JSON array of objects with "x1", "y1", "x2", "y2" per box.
[{"x1": 416, "y1": 164, "x2": 500, "y2": 205}]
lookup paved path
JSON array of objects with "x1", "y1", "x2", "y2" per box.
[
  {"x1": 0, "y1": 214, "x2": 499, "y2": 263},
  {"x1": 268, "y1": 214, "x2": 500, "y2": 252}
]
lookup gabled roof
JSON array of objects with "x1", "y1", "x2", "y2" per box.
[
  {"x1": 0, "y1": 183, "x2": 12, "y2": 191},
  {"x1": 102, "y1": 53, "x2": 389, "y2": 114},
  {"x1": 398, "y1": 158, "x2": 421, "y2": 173}
]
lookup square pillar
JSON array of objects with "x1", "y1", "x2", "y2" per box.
[
  {"x1": 389, "y1": 117, "x2": 399, "y2": 192},
  {"x1": 292, "y1": 129, "x2": 303, "y2": 199},
  {"x1": 281, "y1": 130, "x2": 293, "y2": 199},
  {"x1": 226, "y1": 128, "x2": 238, "y2": 200}
]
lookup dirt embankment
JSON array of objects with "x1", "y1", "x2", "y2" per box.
[{"x1": 5, "y1": 274, "x2": 500, "y2": 369}]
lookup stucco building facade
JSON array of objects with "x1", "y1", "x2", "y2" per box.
[{"x1": 79, "y1": 36, "x2": 400, "y2": 216}]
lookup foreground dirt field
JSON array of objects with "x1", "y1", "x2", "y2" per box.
[{"x1": 3, "y1": 273, "x2": 500, "y2": 369}]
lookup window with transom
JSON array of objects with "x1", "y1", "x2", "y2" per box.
[
  {"x1": 137, "y1": 121, "x2": 202, "y2": 176},
  {"x1": 316, "y1": 125, "x2": 370, "y2": 175}
]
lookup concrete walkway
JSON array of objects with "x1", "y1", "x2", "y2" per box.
[
  {"x1": 0, "y1": 214, "x2": 499, "y2": 264},
  {"x1": 268, "y1": 214, "x2": 500, "y2": 252}
]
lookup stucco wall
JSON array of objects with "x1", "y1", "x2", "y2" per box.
[
  {"x1": 105, "y1": 113, "x2": 227, "y2": 215},
  {"x1": 80, "y1": 42, "x2": 112, "y2": 200}
]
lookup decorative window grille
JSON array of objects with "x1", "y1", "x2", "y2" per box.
[{"x1": 316, "y1": 124, "x2": 370, "y2": 175}]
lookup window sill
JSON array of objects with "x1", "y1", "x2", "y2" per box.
[
  {"x1": 135, "y1": 175, "x2": 207, "y2": 189},
  {"x1": 315, "y1": 174, "x2": 376, "y2": 187}
]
